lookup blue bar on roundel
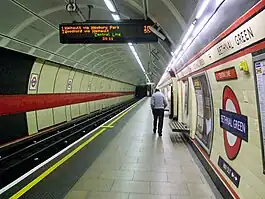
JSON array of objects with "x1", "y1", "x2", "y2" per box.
[{"x1": 219, "y1": 109, "x2": 248, "y2": 142}]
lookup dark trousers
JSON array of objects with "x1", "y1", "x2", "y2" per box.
[{"x1": 152, "y1": 109, "x2": 164, "y2": 134}]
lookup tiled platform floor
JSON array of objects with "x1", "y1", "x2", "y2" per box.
[{"x1": 64, "y1": 99, "x2": 223, "y2": 199}]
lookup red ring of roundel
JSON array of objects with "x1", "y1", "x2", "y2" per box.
[{"x1": 222, "y1": 86, "x2": 242, "y2": 160}]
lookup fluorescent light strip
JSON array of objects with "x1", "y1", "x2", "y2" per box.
[
  {"x1": 112, "y1": 14, "x2": 120, "y2": 21},
  {"x1": 182, "y1": 24, "x2": 195, "y2": 44},
  {"x1": 128, "y1": 43, "x2": 151, "y2": 83},
  {"x1": 104, "y1": 0, "x2": 116, "y2": 12},
  {"x1": 196, "y1": 0, "x2": 210, "y2": 19},
  {"x1": 159, "y1": 0, "x2": 215, "y2": 86},
  {"x1": 173, "y1": 45, "x2": 182, "y2": 56},
  {"x1": 183, "y1": 37, "x2": 193, "y2": 51},
  {"x1": 108, "y1": 10, "x2": 150, "y2": 83}
]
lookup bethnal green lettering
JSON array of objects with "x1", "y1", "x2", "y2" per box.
[{"x1": 235, "y1": 27, "x2": 254, "y2": 45}]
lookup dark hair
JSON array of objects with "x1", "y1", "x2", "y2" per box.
[{"x1": 155, "y1": 89, "x2": 159, "y2": 92}]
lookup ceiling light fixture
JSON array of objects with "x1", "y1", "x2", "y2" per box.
[
  {"x1": 112, "y1": 14, "x2": 120, "y2": 21},
  {"x1": 158, "y1": 0, "x2": 225, "y2": 88},
  {"x1": 182, "y1": 24, "x2": 195, "y2": 44},
  {"x1": 128, "y1": 43, "x2": 151, "y2": 83},
  {"x1": 104, "y1": 0, "x2": 116, "y2": 13},
  {"x1": 196, "y1": 0, "x2": 210, "y2": 19},
  {"x1": 105, "y1": 3, "x2": 150, "y2": 83},
  {"x1": 183, "y1": 38, "x2": 193, "y2": 51},
  {"x1": 173, "y1": 45, "x2": 182, "y2": 56}
]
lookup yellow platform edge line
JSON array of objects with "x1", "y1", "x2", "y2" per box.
[
  {"x1": 100, "y1": 125, "x2": 114, "y2": 128},
  {"x1": 9, "y1": 101, "x2": 140, "y2": 199}
]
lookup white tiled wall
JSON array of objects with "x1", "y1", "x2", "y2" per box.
[{"x1": 178, "y1": 53, "x2": 265, "y2": 198}]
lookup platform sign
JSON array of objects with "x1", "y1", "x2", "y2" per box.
[
  {"x1": 218, "y1": 156, "x2": 241, "y2": 187},
  {"x1": 220, "y1": 86, "x2": 247, "y2": 160},
  {"x1": 215, "y1": 67, "x2": 238, "y2": 81},
  {"x1": 29, "y1": 73, "x2": 39, "y2": 90},
  {"x1": 254, "y1": 58, "x2": 265, "y2": 173},
  {"x1": 59, "y1": 19, "x2": 158, "y2": 44},
  {"x1": 220, "y1": 109, "x2": 248, "y2": 142},
  {"x1": 192, "y1": 72, "x2": 214, "y2": 155}
]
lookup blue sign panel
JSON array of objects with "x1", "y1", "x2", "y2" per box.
[
  {"x1": 220, "y1": 109, "x2": 248, "y2": 142},
  {"x1": 218, "y1": 156, "x2": 241, "y2": 187}
]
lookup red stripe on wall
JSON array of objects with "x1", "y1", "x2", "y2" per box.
[
  {"x1": 176, "y1": 0, "x2": 265, "y2": 73},
  {"x1": 0, "y1": 92, "x2": 134, "y2": 116},
  {"x1": 192, "y1": 139, "x2": 240, "y2": 199},
  {"x1": 180, "y1": 40, "x2": 265, "y2": 80}
]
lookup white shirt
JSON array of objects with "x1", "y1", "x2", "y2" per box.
[{"x1": 151, "y1": 91, "x2": 168, "y2": 109}]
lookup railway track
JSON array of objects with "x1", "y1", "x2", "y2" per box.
[{"x1": 0, "y1": 98, "x2": 138, "y2": 189}]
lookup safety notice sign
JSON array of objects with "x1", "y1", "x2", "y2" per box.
[
  {"x1": 29, "y1": 73, "x2": 39, "y2": 90},
  {"x1": 218, "y1": 156, "x2": 241, "y2": 187}
]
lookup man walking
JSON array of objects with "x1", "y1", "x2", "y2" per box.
[{"x1": 151, "y1": 89, "x2": 168, "y2": 136}]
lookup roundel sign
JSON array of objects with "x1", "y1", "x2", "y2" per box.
[
  {"x1": 221, "y1": 86, "x2": 248, "y2": 160},
  {"x1": 29, "y1": 73, "x2": 39, "y2": 90}
]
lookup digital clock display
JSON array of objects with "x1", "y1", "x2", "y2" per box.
[{"x1": 59, "y1": 19, "x2": 158, "y2": 44}]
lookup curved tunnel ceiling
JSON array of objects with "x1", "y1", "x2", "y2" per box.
[{"x1": 0, "y1": 0, "x2": 200, "y2": 85}]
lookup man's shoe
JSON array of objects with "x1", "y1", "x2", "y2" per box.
[{"x1": 158, "y1": 133, "x2": 162, "y2": 137}]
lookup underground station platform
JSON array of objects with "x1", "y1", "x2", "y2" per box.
[{"x1": 1, "y1": 98, "x2": 223, "y2": 199}]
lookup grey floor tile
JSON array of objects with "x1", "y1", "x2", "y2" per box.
[
  {"x1": 151, "y1": 165, "x2": 182, "y2": 173},
  {"x1": 165, "y1": 158, "x2": 195, "y2": 166},
  {"x1": 170, "y1": 196, "x2": 213, "y2": 199},
  {"x1": 81, "y1": 169, "x2": 102, "y2": 179},
  {"x1": 187, "y1": 183, "x2": 214, "y2": 197},
  {"x1": 180, "y1": 165, "x2": 202, "y2": 173},
  {"x1": 89, "y1": 161, "x2": 122, "y2": 171},
  {"x1": 129, "y1": 193, "x2": 170, "y2": 199},
  {"x1": 120, "y1": 163, "x2": 151, "y2": 171},
  {"x1": 64, "y1": 190, "x2": 88, "y2": 199},
  {"x1": 111, "y1": 180, "x2": 150, "y2": 193},
  {"x1": 133, "y1": 171, "x2": 167, "y2": 182},
  {"x1": 100, "y1": 170, "x2": 134, "y2": 180},
  {"x1": 86, "y1": 191, "x2": 129, "y2": 199},
  {"x1": 167, "y1": 172, "x2": 204, "y2": 184},
  {"x1": 72, "y1": 178, "x2": 114, "y2": 191},
  {"x1": 121, "y1": 156, "x2": 139, "y2": 163},
  {"x1": 67, "y1": 100, "x2": 222, "y2": 199},
  {"x1": 150, "y1": 182, "x2": 190, "y2": 195}
]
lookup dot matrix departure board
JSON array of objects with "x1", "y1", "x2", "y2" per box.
[{"x1": 59, "y1": 19, "x2": 158, "y2": 44}]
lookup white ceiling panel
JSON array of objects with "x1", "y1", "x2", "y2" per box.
[
  {"x1": 171, "y1": 0, "x2": 199, "y2": 23},
  {"x1": 0, "y1": 0, "x2": 199, "y2": 85},
  {"x1": 15, "y1": 19, "x2": 54, "y2": 45},
  {"x1": 148, "y1": 0, "x2": 183, "y2": 46},
  {"x1": 50, "y1": 55, "x2": 65, "y2": 64},
  {"x1": 44, "y1": 10, "x2": 75, "y2": 26},
  {"x1": 0, "y1": 1, "x2": 32, "y2": 34},
  {"x1": 5, "y1": 39, "x2": 32, "y2": 53},
  {"x1": 33, "y1": 49, "x2": 51, "y2": 59},
  {"x1": 57, "y1": 45, "x2": 81, "y2": 57}
]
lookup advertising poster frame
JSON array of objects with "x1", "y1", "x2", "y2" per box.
[
  {"x1": 253, "y1": 52, "x2": 265, "y2": 174},
  {"x1": 192, "y1": 72, "x2": 214, "y2": 155}
]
